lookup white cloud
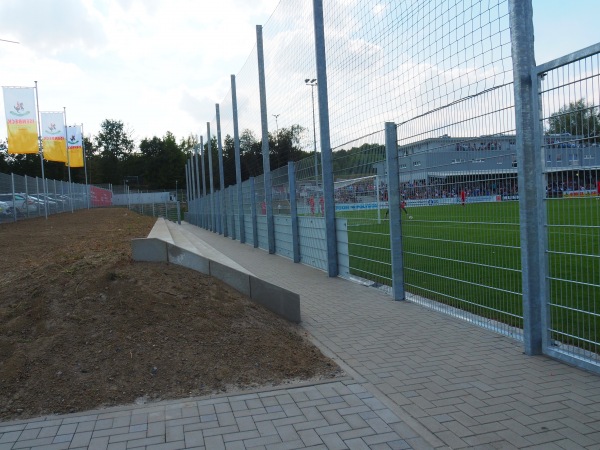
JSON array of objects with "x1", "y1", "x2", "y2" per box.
[
  {"x1": 1, "y1": 0, "x2": 599, "y2": 151},
  {"x1": 0, "y1": 0, "x2": 106, "y2": 54},
  {"x1": 0, "y1": 0, "x2": 279, "y2": 144}
]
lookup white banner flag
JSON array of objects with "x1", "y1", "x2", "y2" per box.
[
  {"x1": 66, "y1": 125, "x2": 84, "y2": 167},
  {"x1": 41, "y1": 111, "x2": 67, "y2": 163},
  {"x1": 2, "y1": 86, "x2": 39, "y2": 154}
]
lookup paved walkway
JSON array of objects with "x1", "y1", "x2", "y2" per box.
[{"x1": 2, "y1": 224, "x2": 600, "y2": 449}]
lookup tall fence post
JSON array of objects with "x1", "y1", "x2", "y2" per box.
[
  {"x1": 206, "y1": 124, "x2": 216, "y2": 232},
  {"x1": 194, "y1": 145, "x2": 201, "y2": 227},
  {"x1": 11, "y1": 173, "x2": 17, "y2": 222},
  {"x1": 250, "y1": 176, "x2": 258, "y2": 248},
  {"x1": 312, "y1": 0, "x2": 337, "y2": 277},
  {"x1": 185, "y1": 161, "x2": 191, "y2": 225},
  {"x1": 288, "y1": 162, "x2": 300, "y2": 263},
  {"x1": 256, "y1": 25, "x2": 275, "y2": 254},
  {"x1": 36, "y1": 177, "x2": 40, "y2": 216},
  {"x1": 216, "y1": 103, "x2": 228, "y2": 237},
  {"x1": 229, "y1": 186, "x2": 236, "y2": 240},
  {"x1": 190, "y1": 153, "x2": 197, "y2": 204},
  {"x1": 200, "y1": 136, "x2": 207, "y2": 229},
  {"x1": 177, "y1": 201, "x2": 181, "y2": 225},
  {"x1": 385, "y1": 122, "x2": 405, "y2": 301},
  {"x1": 231, "y1": 74, "x2": 246, "y2": 244},
  {"x1": 216, "y1": 190, "x2": 221, "y2": 233},
  {"x1": 509, "y1": 0, "x2": 545, "y2": 355}
]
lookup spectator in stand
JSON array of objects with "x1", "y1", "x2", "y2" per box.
[{"x1": 309, "y1": 196, "x2": 315, "y2": 215}]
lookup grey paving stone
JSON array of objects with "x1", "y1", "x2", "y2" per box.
[
  {"x1": 242, "y1": 434, "x2": 281, "y2": 447},
  {"x1": 124, "y1": 435, "x2": 165, "y2": 448},
  {"x1": 107, "y1": 430, "x2": 146, "y2": 444},
  {"x1": 38, "y1": 425, "x2": 60, "y2": 438},
  {"x1": 166, "y1": 424, "x2": 184, "y2": 442},
  {"x1": 344, "y1": 437, "x2": 370, "y2": 450},
  {"x1": 52, "y1": 432, "x2": 73, "y2": 443},
  {"x1": 185, "y1": 430, "x2": 204, "y2": 448}
]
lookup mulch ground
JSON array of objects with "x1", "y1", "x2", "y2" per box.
[{"x1": 0, "y1": 208, "x2": 341, "y2": 421}]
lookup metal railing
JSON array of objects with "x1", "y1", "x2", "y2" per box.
[{"x1": 0, "y1": 171, "x2": 93, "y2": 222}]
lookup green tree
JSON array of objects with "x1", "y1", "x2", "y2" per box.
[
  {"x1": 139, "y1": 132, "x2": 187, "y2": 190},
  {"x1": 0, "y1": 140, "x2": 9, "y2": 173},
  {"x1": 239, "y1": 129, "x2": 263, "y2": 179},
  {"x1": 94, "y1": 119, "x2": 135, "y2": 185},
  {"x1": 547, "y1": 99, "x2": 600, "y2": 141},
  {"x1": 332, "y1": 143, "x2": 385, "y2": 176},
  {"x1": 95, "y1": 119, "x2": 134, "y2": 158},
  {"x1": 269, "y1": 124, "x2": 309, "y2": 169}
]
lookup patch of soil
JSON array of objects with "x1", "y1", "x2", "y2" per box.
[{"x1": 0, "y1": 208, "x2": 341, "y2": 421}]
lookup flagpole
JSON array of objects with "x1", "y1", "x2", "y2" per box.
[
  {"x1": 81, "y1": 123, "x2": 90, "y2": 209},
  {"x1": 63, "y1": 106, "x2": 73, "y2": 213},
  {"x1": 34, "y1": 81, "x2": 48, "y2": 219}
]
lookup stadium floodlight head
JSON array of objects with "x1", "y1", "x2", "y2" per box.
[{"x1": 305, "y1": 78, "x2": 317, "y2": 85}]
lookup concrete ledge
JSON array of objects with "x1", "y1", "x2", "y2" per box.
[
  {"x1": 167, "y1": 243, "x2": 210, "y2": 274},
  {"x1": 148, "y1": 218, "x2": 174, "y2": 244},
  {"x1": 210, "y1": 260, "x2": 251, "y2": 297},
  {"x1": 131, "y1": 219, "x2": 301, "y2": 323},
  {"x1": 131, "y1": 238, "x2": 168, "y2": 262},
  {"x1": 249, "y1": 276, "x2": 301, "y2": 324}
]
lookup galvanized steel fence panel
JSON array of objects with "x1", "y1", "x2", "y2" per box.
[
  {"x1": 298, "y1": 216, "x2": 327, "y2": 271},
  {"x1": 273, "y1": 216, "x2": 294, "y2": 260},
  {"x1": 169, "y1": 0, "x2": 600, "y2": 371},
  {"x1": 535, "y1": 44, "x2": 600, "y2": 369}
]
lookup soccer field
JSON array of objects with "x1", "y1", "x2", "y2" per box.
[{"x1": 340, "y1": 198, "x2": 600, "y2": 350}]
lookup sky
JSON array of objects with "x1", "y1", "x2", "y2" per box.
[{"x1": 0, "y1": 0, "x2": 599, "y2": 147}]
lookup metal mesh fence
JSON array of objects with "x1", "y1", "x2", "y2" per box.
[
  {"x1": 396, "y1": 79, "x2": 522, "y2": 338},
  {"x1": 0, "y1": 171, "x2": 97, "y2": 222},
  {"x1": 129, "y1": 202, "x2": 180, "y2": 222},
  {"x1": 170, "y1": 0, "x2": 600, "y2": 369},
  {"x1": 538, "y1": 47, "x2": 600, "y2": 363},
  {"x1": 331, "y1": 132, "x2": 390, "y2": 286}
]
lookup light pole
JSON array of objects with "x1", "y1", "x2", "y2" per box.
[
  {"x1": 272, "y1": 114, "x2": 280, "y2": 140},
  {"x1": 305, "y1": 78, "x2": 319, "y2": 186}
]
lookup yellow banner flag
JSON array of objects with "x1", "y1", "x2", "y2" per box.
[
  {"x1": 66, "y1": 125, "x2": 84, "y2": 167},
  {"x1": 2, "y1": 87, "x2": 39, "y2": 154},
  {"x1": 41, "y1": 112, "x2": 67, "y2": 163}
]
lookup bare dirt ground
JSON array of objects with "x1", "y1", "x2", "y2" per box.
[{"x1": 0, "y1": 208, "x2": 341, "y2": 422}]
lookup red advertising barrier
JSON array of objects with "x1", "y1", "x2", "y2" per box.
[{"x1": 90, "y1": 186, "x2": 112, "y2": 207}]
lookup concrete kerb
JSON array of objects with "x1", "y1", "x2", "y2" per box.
[
  {"x1": 209, "y1": 259, "x2": 251, "y2": 297},
  {"x1": 131, "y1": 219, "x2": 301, "y2": 323},
  {"x1": 249, "y1": 276, "x2": 301, "y2": 324}
]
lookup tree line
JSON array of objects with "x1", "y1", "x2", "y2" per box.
[
  {"x1": 2, "y1": 100, "x2": 595, "y2": 191},
  {"x1": 0, "y1": 119, "x2": 317, "y2": 191}
]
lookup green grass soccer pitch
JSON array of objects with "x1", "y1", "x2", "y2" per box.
[{"x1": 339, "y1": 198, "x2": 600, "y2": 350}]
